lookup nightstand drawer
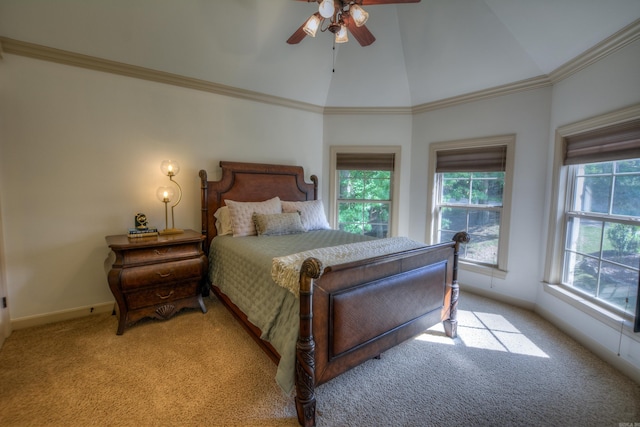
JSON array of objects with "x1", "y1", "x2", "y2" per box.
[
  {"x1": 122, "y1": 243, "x2": 201, "y2": 265},
  {"x1": 126, "y1": 282, "x2": 199, "y2": 310},
  {"x1": 120, "y1": 258, "x2": 204, "y2": 289}
]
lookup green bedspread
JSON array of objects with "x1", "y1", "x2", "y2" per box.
[{"x1": 209, "y1": 229, "x2": 372, "y2": 394}]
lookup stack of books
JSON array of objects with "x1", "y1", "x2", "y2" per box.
[{"x1": 128, "y1": 227, "x2": 158, "y2": 238}]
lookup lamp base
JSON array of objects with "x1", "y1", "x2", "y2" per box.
[{"x1": 159, "y1": 228, "x2": 184, "y2": 235}]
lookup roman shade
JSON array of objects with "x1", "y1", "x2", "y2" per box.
[
  {"x1": 435, "y1": 145, "x2": 507, "y2": 173},
  {"x1": 564, "y1": 119, "x2": 640, "y2": 165},
  {"x1": 336, "y1": 153, "x2": 395, "y2": 171}
]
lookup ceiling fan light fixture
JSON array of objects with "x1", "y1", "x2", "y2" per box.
[
  {"x1": 350, "y1": 5, "x2": 369, "y2": 27},
  {"x1": 318, "y1": 0, "x2": 335, "y2": 19},
  {"x1": 303, "y1": 14, "x2": 321, "y2": 37},
  {"x1": 335, "y1": 25, "x2": 348, "y2": 43}
]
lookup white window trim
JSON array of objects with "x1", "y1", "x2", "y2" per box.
[
  {"x1": 543, "y1": 103, "x2": 640, "y2": 331},
  {"x1": 329, "y1": 145, "x2": 401, "y2": 237},
  {"x1": 544, "y1": 103, "x2": 640, "y2": 284},
  {"x1": 426, "y1": 134, "x2": 515, "y2": 276}
]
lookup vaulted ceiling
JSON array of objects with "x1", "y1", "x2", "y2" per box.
[{"x1": 1, "y1": 0, "x2": 639, "y2": 108}]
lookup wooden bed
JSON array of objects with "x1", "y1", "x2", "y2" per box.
[{"x1": 199, "y1": 161, "x2": 469, "y2": 427}]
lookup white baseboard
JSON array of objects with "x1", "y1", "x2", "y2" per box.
[{"x1": 11, "y1": 301, "x2": 115, "y2": 330}]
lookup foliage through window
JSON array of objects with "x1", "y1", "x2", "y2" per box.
[
  {"x1": 563, "y1": 159, "x2": 640, "y2": 316},
  {"x1": 333, "y1": 150, "x2": 396, "y2": 238},
  {"x1": 338, "y1": 169, "x2": 391, "y2": 237},
  {"x1": 437, "y1": 171, "x2": 504, "y2": 265}
]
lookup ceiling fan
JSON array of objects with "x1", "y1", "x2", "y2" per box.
[{"x1": 287, "y1": 0, "x2": 421, "y2": 47}]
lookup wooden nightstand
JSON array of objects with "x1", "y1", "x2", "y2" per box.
[{"x1": 105, "y1": 229, "x2": 208, "y2": 335}]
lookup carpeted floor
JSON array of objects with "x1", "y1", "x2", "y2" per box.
[{"x1": 0, "y1": 292, "x2": 638, "y2": 426}]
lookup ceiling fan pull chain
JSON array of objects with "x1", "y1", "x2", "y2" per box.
[{"x1": 332, "y1": 42, "x2": 336, "y2": 73}]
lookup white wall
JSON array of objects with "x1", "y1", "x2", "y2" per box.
[
  {"x1": 0, "y1": 54, "x2": 323, "y2": 323},
  {"x1": 410, "y1": 87, "x2": 553, "y2": 305}
]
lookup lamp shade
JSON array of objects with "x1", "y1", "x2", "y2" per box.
[
  {"x1": 335, "y1": 25, "x2": 348, "y2": 43},
  {"x1": 350, "y1": 5, "x2": 369, "y2": 27},
  {"x1": 160, "y1": 160, "x2": 180, "y2": 176},
  {"x1": 303, "y1": 14, "x2": 321, "y2": 37},
  {"x1": 156, "y1": 186, "x2": 175, "y2": 202},
  {"x1": 318, "y1": 0, "x2": 334, "y2": 19}
]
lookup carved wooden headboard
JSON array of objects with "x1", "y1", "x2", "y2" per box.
[{"x1": 199, "y1": 161, "x2": 318, "y2": 252}]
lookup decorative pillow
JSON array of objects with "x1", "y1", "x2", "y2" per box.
[
  {"x1": 281, "y1": 200, "x2": 331, "y2": 231},
  {"x1": 253, "y1": 212, "x2": 306, "y2": 236},
  {"x1": 213, "y1": 206, "x2": 233, "y2": 236},
  {"x1": 225, "y1": 197, "x2": 282, "y2": 237}
]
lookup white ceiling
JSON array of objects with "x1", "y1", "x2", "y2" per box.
[{"x1": 1, "y1": 0, "x2": 639, "y2": 107}]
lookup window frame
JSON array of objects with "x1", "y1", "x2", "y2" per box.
[
  {"x1": 544, "y1": 104, "x2": 640, "y2": 332},
  {"x1": 329, "y1": 145, "x2": 401, "y2": 237},
  {"x1": 427, "y1": 135, "x2": 515, "y2": 277}
]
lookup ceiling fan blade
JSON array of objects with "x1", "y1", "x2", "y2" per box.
[
  {"x1": 287, "y1": 24, "x2": 308, "y2": 45},
  {"x1": 360, "y1": 0, "x2": 421, "y2": 4},
  {"x1": 344, "y1": 16, "x2": 376, "y2": 46}
]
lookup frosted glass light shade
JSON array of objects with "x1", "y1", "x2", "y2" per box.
[
  {"x1": 303, "y1": 14, "x2": 321, "y2": 37},
  {"x1": 318, "y1": 0, "x2": 334, "y2": 19},
  {"x1": 350, "y1": 5, "x2": 369, "y2": 27},
  {"x1": 335, "y1": 25, "x2": 348, "y2": 43},
  {"x1": 156, "y1": 186, "x2": 174, "y2": 202},
  {"x1": 160, "y1": 160, "x2": 180, "y2": 176}
]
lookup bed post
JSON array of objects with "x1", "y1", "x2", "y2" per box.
[
  {"x1": 443, "y1": 232, "x2": 470, "y2": 338},
  {"x1": 296, "y1": 257, "x2": 323, "y2": 427},
  {"x1": 199, "y1": 170, "x2": 209, "y2": 245}
]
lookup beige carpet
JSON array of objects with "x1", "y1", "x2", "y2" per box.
[{"x1": 0, "y1": 292, "x2": 639, "y2": 427}]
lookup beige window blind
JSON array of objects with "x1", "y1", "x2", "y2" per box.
[
  {"x1": 336, "y1": 153, "x2": 395, "y2": 171},
  {"x1": 436, "y1": 146, "x2": 507, "y2": 173},
  {"x1": 564, "y1": 119, "x2": 640, "y2": 165}
]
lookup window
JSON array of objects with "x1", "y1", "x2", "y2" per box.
[
  {"x1": 560, "y1": 119, "x2": 640, "y2": 323},
  {"x1": 330, "y1": 146, "x2": 400, "y2": 237},
  {"x1": 438, "y1": 170, "x2": 503, "y2": 265},
  {"x1": 428, "y1": 135, "x2": 515, "y2": 274}
]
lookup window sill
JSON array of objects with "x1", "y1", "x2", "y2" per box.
[
  {"x1": 542, "y1": 283, "x2": 637, "y2": 337},
  {"x1": 460, "y1": 261, "x2": 507, "y2": 279}
]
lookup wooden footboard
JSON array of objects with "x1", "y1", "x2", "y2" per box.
[{"x1": 295, "y1": 232, "x2": 469, "y2": 427}]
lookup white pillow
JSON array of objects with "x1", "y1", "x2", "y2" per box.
[
  {"x1": 213, "y1": 206, "x2": 233, "y2": 236},
  {"x1": 225, "y1": 197, "x2": 282, "y2": 237},
  {"x1": 281, "y1": 200, "x2": 331, "y2": 231}
]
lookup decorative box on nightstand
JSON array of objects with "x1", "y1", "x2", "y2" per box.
[{"x1": 105, "y1": 229, "x2": 208, "y2": 335}]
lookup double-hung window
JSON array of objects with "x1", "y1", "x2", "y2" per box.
[
  {"x1": 330, "y1": 146, "x2": 400, "y2": 237},
  {"x1": 560, "y1": 119, "x2": 640, "y2": 327},
  {"x1": 428, "y1": 135, "x2": 514, "y2": 274}
]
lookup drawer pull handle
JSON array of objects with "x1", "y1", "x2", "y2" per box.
[
  {"x1": 157, "y1": 271, "x2": 173, "y2": 278},
  {"x1": 154, "y1": 249, "x2": 170, "y2": 256},
  {"x1": 157, "y1": 290, "x2": 174, "y2": 300}
]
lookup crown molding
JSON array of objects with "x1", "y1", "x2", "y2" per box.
[
  {"x1": 2, "y1": 16, "x2": 639, "y2": 117},
  {"x1": 548, "y1": 18, "x2": 640, "y2": 83},
  {"x1": 412, "y1": 75, "x2": 552, "y2": 114},
  {"x1": 323, "y1": 106, "x2": 413, "y2": 115},
  {"x1": 0, "y1": 37, "x2": 324, "y2": 114}
]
